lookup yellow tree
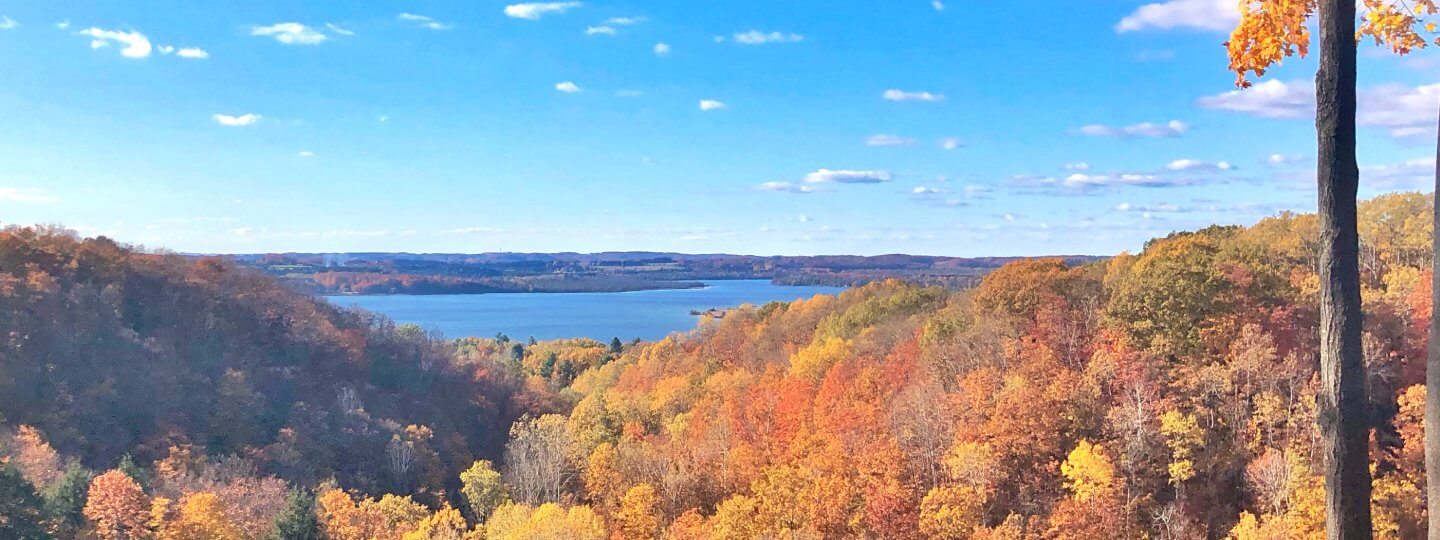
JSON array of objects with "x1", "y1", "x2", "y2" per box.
[
  {"x1": 83, "y1": 470, "x2": 150, "y2": 540},
  {"x1": 1227, "y1": 2, "x2": 1439, "y2": 537},
  {"x1": 611, "y1": 483, "x2": 660, "y2": 540},
  {"x1": 153, "y1": 492, "x2": 243, "y2": 540}
]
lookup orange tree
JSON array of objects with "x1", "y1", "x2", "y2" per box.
[{"x1": 1225, "y1": 1, "x2": 1439, "y2": 538}]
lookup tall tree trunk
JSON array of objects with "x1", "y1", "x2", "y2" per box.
[
  {"x1": 1315, "y1": 1, "x2": 1371, "y2": 538},
  {"x1": 1426, "y1": 100, "x2": 1440, "y2": 540}
]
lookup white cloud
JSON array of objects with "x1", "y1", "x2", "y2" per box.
[
  {"x1": 1115, "y1": 0, "x2": 1237, "y2": 33},
  {"x1": 555, "y1": 81, "x2": 582, "y2": 93},
  {"x1": 0, "y1": 16, "x2": 17, "y2": 30},
  {"x1": 251, "y1": 23, "x2": 326, "y2": 45},
  {"x1": 1198, "y1": 80, "x2": 1440, "y2": 138},
  {"x1": 170, "y1": 47, "x2": 208, "y2": 59},
  {"x1": 866, "y1": 134, "x2": 918, "y2": 147},
  {"x1": 653, "y1": 42, "x2": 671, "y2": 56},
  {"x1": 699, "y1": 99, "x2": 726, "y2": 111},
  {"x1": 882, "y1": 89, "x2": 945, "y2": 102},
  {"x1": 213, "y1": 113, "x2": 262, "y2": 126},
  {"x1": 1165, "y1": 159, "x2": 1234, "y2": 171},
  {"x1": 758, "y1": 181, "x2": 816, "y2": 194},
  {"x1": 913, "y1": 186, "x2": 943, "y2": 194},
  {"x1": 1360, "y1": 157, "x2": 1437, "y2": 190},
  {"x1": 158, "y1": 45, "x2": 174, "y2": 54},
  {"x1": 804, "y1": 169, "x2": 892, "y2": 184},
  {"x1": 378, "y1": 114, "x2": 389, "y2": 123},
  {"x1": 796, "y1": 214, "x2": 813, "y2": 222},
  {"x1": 504, "y1": 2, "x2": 583, "y2": 20},
  {"x1": 1076, "y1": 120, "x2": 1189, "y2": 138},
  {"x1": 1064, "y1": 162, "x2": 1091, "y2": 171},
  {"x1": 1114, "y1": 202, "x2": 1185, "y2": 213},
  {"x1": 932, "y1": 1, "x2": 946, "y2": 11},
  {"x1": 1358, "y1": 83, "x2": 1440, "y2": 138},
  {"x1": 940, "y1": 137, "x2": 963, "y2": 150},
  {"x1": 56, "y1": 20, "x2": 69, "y2": 30},
  {"x1": 1196, "y1": 79, "x2": 1312, "y2": 119},
  {"x1": 606, "y1": 17, "x2": 643, "y2": 25},
  {"x1": 398, "y1": 13, "x2": 453, "y2": 31},
  {"x1": 298, "y1": 150, "x2": 315, "y2": 157},
  {"x1": 1063, "y1": 173, "x2": 1169, "y2": 188},
  {"x1": 732, "y1": 30, "x2": 804, "y2": 44},
  {"x1": 585, "y1": 25, "x2": 616, "y2": 36},
  {"x1": 326, "y1": 23, "x2": 355, "y2": 36},
  {"x1": 0, "y1": 188, "x2": 58, "y2": 204},
  {"x1": 1266, "y1": 153, "x2": 1303, "y2": 165},
  {"x1": 79, "y1": 27, "x2": 152, "y2": 58}
]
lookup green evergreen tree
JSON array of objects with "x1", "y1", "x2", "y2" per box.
[
  {"x1": 115, "y1": 454, "x2": 148, "y2": 490},
  {"x1": 609, "y1": 337, "x2": 624, "y2": 354},
  {"x1": 0, "y1": 466, "x2": 52, "y2": 540},
  {"x1": 539, "y1": 352, "x2": 558, "y2": 379},
  {"x1": 268, "y1": 488, "x2": 320, "y2": 540},
  {"x1": 41, "y1": 462, "x2": 91, "y2": 535}
]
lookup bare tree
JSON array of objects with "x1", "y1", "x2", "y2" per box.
[{"x1": 502, "y1": 414, "x2": 576, "y2": 504}]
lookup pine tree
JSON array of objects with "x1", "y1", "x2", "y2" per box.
[
  {"x1": 42, "y1": 462, "x2": 92, "y2": 535},
  {"x1": 268, "y1": 488, "x2": 320, "y2": 540}
]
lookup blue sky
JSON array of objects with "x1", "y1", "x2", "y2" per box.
[{"x1": 0, "y1": 0, "x2": 1435, "y2": 256}]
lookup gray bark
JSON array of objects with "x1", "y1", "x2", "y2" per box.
[
  {"x1": 1426, "y1": 99, "x2": 1440, "y2": 539},
  {"x1": 1315, "y1": 1, "x2": 1372, "y2": 538}
]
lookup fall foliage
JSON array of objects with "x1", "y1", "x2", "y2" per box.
[{"x1": 0, "y1": 193, "x2": 1437, "y2": 537}]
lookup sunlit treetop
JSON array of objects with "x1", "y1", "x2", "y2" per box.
[{"x1": 1227, "y1": 0, "x2": 1440, "y2": 86}]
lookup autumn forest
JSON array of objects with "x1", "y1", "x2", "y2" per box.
[{"x1": 0, "y1": 192, "x2": 1431, "y2": 538}]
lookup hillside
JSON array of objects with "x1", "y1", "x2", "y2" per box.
[
  {"x1": 235, "y1": 251, "x2": 1103, "y2": 295},
  {"x1": 0, "y1": 192, "x2": 1432, "y2": 539}
]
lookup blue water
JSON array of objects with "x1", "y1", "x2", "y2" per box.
[{"x1": 324, "y1": 280, "x2": 845, "y2": 341}]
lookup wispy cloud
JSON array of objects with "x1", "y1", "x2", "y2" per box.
[
  {"x1": 555, "y1": 81, "x2": 582, "y2": 93},
  {"x1": 504, "y1": 2, "x2": 583, "y2": 20},
  {"x1": 1075, "y1": 120, "x2": 1188, "y2": 138},
  {"x1": 606, "y1": 17, "x2": 644, "y2": 25},
  {"x1": 732, "y1": 30, "x2": 805, "y2": 44},
  {"x1": 251, "y1": 23, "x2": 326, "y2": 45},
  {"x1": 585, "y1": 26, "x2": 615, "y2": 36},
  {"x1": 213, "y1": 113, "x2": 262, "y2": 126},
  {"x1": 758, "y1": 181, "x2": 817, "y2": 194},
  {"x1": 398, "y1": 13, "x2": 453, "y2": 31},
  {"x1": 80, "y1": 28, "x2": 153, "y2": 58},
  {"x1": 1196, "y1": 79, "x2": 1311, "y2": 119},
  {"x1": 882, "y1": 89, "x2": 945, "y2": 102},
  {"x1": 1199, "y1": 80, "x2": 1440, "y2": 138},
  {"x1": 939, "y1": 137, "x2": 963, "y2": 150},
  {"x1": 1165, "y1": 159, "x2": 1233, "y2": 172},
  {"x1": 325, "y1": 23, "x2": 355, "y2": 36},
  {"x1": 0, "y1": 16, "x2": 18, "y2": 30},
  {"x1": 699, "y1": 99, "x2": 726, "y2": 111},
  {"x1": 865, "y1": 134, "x2": 918, "y2": 147},
  {"x1": 0, "y1": 188, "x2": 59, "y2": 204},
  {"x1": 932, "y1": 1, "x2": 946, "y2": 11},
  {"x1": 1115, "y1": 0, "x2": 1237, "y2": 33},
  {"x1": 1362, "y1": 157, "x2": 1437, "y2": 190},
  {"x1": 804, "y1": 169, "x2": 892, "y2": 184},
  {"x1": 653, "y1": 42, "x2": 671, "y2": 56},
  {"x1": 55, "y1": 20, "x2": 69, "y2": 30}
]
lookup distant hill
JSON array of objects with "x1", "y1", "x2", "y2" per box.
[{"x1": 229, "y1": 251, "x2": 1106, "y2": 294}]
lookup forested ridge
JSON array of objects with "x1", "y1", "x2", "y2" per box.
[{"x1": 0, "y1": 192, "x2": 1435, "y2": 538}]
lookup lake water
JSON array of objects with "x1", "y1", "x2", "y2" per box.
[{"x1": 324, "y1": 280, "x2": 845, "y2": 341}]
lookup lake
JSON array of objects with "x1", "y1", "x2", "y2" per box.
[{"x1": 324, "y1": 280, "x2": 846, "y2": 341}]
